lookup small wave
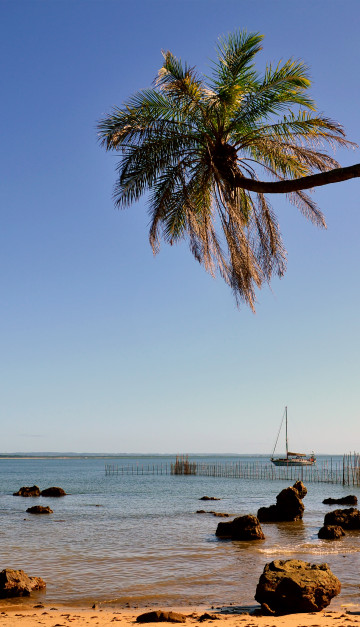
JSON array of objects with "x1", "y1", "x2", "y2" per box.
[{"x1": 258, "y1": 544, "x2": 360, "y2": 556}]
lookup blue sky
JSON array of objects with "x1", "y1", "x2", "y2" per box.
[{"x1": 1, "y1": 0, "x2": 359, "y2": 454}]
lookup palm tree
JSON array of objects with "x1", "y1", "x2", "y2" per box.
[{"x1": 98, "y1": 31, "x2": 359, "y2": 310}]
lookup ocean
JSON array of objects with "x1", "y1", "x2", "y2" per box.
[{"x1": 0, "y1": 455, "x2": 359, "y2": 611}]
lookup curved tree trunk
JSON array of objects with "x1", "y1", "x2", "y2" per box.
[{"x1": 233, "y1": 163, "x2": 360, "y2": 194}]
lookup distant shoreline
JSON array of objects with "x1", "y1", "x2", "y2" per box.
[{"x1": 0, "y1": 455, "x2": 132, "y2": 460}]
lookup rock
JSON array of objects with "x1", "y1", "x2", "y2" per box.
[
  {"x1": 255, "y1": 559, "x2": 341, "y2": 613},
  {"x1": 257, "y1": 481, "x2": 307, "y2": 522},
  {"x1": 30, "y1": 577, "x2": 46, "y2": 591},
  {"x1": 213, "y1": 512, "x2": 229, "y2": 517},
  {"x1": 258, "y1": 603, "x2": 276, "y2": 616},
  {"x1": 136, "y1": 611, "x2": 186, "y2": 623},
  {"x1": 324, "y1": 507, "x2": 360, "y2": 529},
  {"x1": 216, "y1": 514, "x2": 265, "y2": 540},
  {"x1": 200, "y1": 496, "x2": 220, "y2": 501},
  {"x1": 323, "y1": 495, "x2": 357, "y2": 506},
  {"x1": 293, "y1": 481, "x2": 307, "y2": 499},
  {"x1": 198, "y1": 613, "x2": 220, "y2": 621},
  {"x1": 40, "y1": 487, "x2": 66, "y2": 497},
  {"x1": 13, "y1": 486, "x2": 40, "y2": 497},
  {"x1": 318, "y1": 525, "x2": 345, "y2": 540},
  {"x1": 256, "y1": 504, "x2": 279, "y2": 522},
  {"x1": 0, "y1": 569, "x2": 46, "y2": 598},
  {"x1": 196, "y1": 510, "x2": 207, "y2": 514},
  {"x1": 26, "y1": 506, "x2": 53, "y2": 514}
]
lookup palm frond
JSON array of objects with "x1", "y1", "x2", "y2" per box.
[
  {"x1": 236, "y1": 112, "x2": 351, "y2": 150},
  {"x1": 155, "y1": 51, "x2": 205, "y2": 107},
  {"x1": 248, "y1": 193, "x2": 287, "y2": 280},
  {"x1": 212, "y1": 30, "x2": 263, "y2": 90}
]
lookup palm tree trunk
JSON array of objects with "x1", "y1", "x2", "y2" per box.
[{"x1": 232, "y1": 163, "x2": 360, "y2": 194}]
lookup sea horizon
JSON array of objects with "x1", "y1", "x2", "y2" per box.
[{"x1": 0, "y1": 451, "x2": 348, "y2": 458}]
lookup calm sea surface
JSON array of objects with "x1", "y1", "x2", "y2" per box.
[{"x1": 0, "y1": 455, "x2": 359, "y2": 611}]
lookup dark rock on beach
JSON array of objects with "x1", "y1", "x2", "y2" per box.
[
  {"x1": 257, "y1": 481, "x2": 307, "y2": 522},
  {"x1": 318, "y1": 525, "x2": 345, "y2": 540},
  {"x1": 13, "y1": 486, "x2": 40, "y2": 497},
  {"x1": 255, "y1": 559, "x2": 341, "y2": 613},
  {"x1": 136, "y1": 610, "x2": 186, "y2": 623},
  {"x1": 26, "y1": 505, "x2": 53, "y2": 514},
  {"x1": 0, "y1": 568, "x2": 46, "y2": 598},
  {"x1": 323, "y1": 495, "x2": 357, "y2": 506},
  {"x1": 40, "y1": 487, "x2": 66, "y2": 497},
  {"x1": 324, "y1": 507, "x2": 360, "y2": 529},
  {"x1": 216, "y1": 514, "x2": 265, "y2": 540}
]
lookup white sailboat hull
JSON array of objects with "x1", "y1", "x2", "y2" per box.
[{"x1": 271, "y1": 457, "x2": 316, "y2": 467}]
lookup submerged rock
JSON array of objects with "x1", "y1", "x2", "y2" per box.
[
  {"x1": 26, "y1": 506, "x2": 53, "y2": 514},
  {"x1": 136, "y1": 611, "x2": 186, "y2": 623},
  {"x1": 323, "y1": 495, "x2": 357, "y2": 506},
  {"x1": 0, "y1": 569, "x2": 46, "y2": 598},
  {"x1": 257, "y1": 481, "x2": 307, "y2": 522},
  {"x1": 216, "y1": 514, "x2": 265, "y2": 540},
  {"x1": 40, "y1": 487, "x2": 66, "y2": 497},
  {"x1": 13, "y1": 486, "x2": 40, "y2": 497},
  {"x1": 196, "y1": 510, "x2": 229, "y2": 516},
  {"x1": 200, "y1": 496, "x2": 220, "y2": 501},
  {"x1": 318, "y1": 525, "x2": 345, "y2": 540},
  {"x1": 324, "y1": 507, "x2": 360, "y2": 529},
  {"x1": 255, "y1": 559, "x2": 341, "y2": 613}
]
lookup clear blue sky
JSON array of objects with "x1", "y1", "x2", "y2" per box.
[{"x1": 1, "y1": 0, "x2": 359, "y2": 454}]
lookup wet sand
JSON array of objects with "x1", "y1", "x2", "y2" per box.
[{"x1": 0, "y1": 605, "x2": 359, "y2": 627}]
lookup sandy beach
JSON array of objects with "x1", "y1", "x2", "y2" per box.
[{"x1": 0, "y1": 604, "x2": 359, "y2": 627}]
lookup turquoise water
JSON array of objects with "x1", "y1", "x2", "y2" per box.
[{"x1": 0, "y1": 455, "x2": 359, "y2": 610}]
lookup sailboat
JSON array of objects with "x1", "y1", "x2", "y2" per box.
[{"x1": 270, "y1": 406, "x2": 316, "y2": 466}]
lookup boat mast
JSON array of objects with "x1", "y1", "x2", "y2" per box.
[{"x1": 285, "y1": 406, "x2": 288, "y2": 459}]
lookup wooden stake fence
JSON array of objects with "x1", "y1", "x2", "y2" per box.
[{"x1": 105, "y1": 453, "x2": 360, "y2": 486}]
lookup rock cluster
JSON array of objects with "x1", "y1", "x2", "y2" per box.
[
  {"x1": 216, "y1": 514, "x2": 265, "y2": 540},
  {"x1": 13, "y1": 485, "x2": 66, "y2": 497},
  {"x1": 255, "y1": 559, "x2": 341, "y2": 613},
  {"x1": 0, "y1": 568, "x2": 46, "y2": 598},
  {"x1": 257, "y1": 481, "x2": 307, "y2": 522}
]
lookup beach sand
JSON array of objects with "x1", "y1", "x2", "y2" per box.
[{"x1": 0, "y1": 605, "x2": 359, "y2": 627}]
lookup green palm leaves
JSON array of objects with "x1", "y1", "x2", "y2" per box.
[{"x1": 98, "y1": 30, "x2": 354, "y2": 310}]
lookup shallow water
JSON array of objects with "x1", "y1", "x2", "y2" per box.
[{"x1": 0, "y1": 455, "x2": 359, "y2": 610}]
